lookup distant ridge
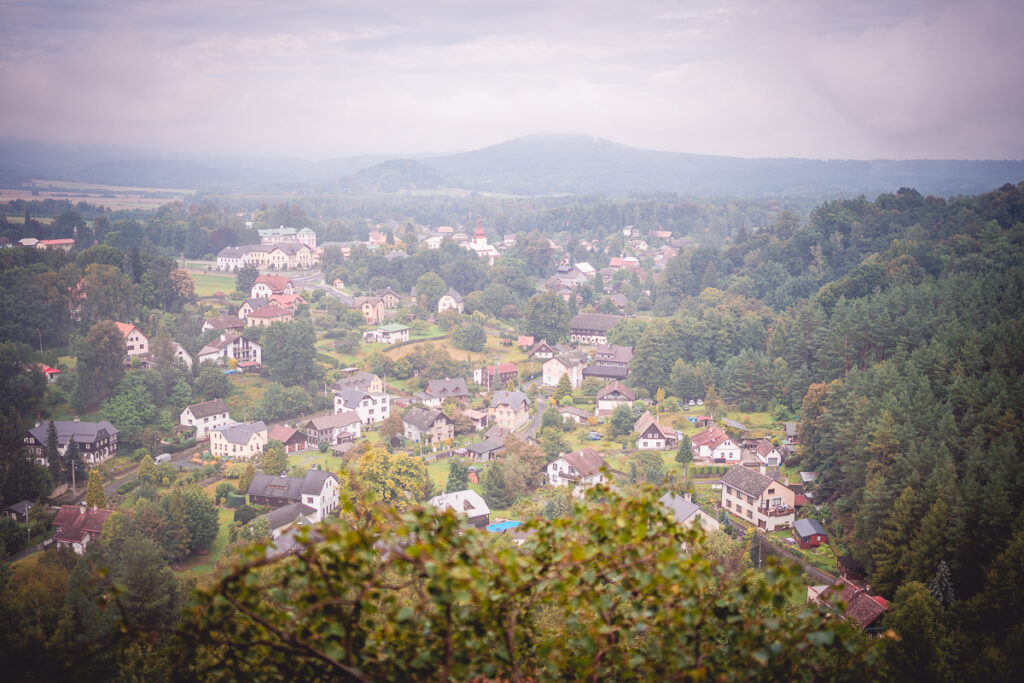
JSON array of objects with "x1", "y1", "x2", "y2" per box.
[{"x1": 1, "y1": 134, "x2": 1022, "y2": 198}]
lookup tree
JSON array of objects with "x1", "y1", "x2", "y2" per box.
[
  {"x1": 539, "y1": 427, "x2": 567, "y2": 459},
  {"x1": 553, "y1": 373, "x2": 573, "y2": 403},
  {"x1": 102, "y1": 372, "x2": 158, "y2": 447},
  {"x1": 482, "y1": 461, "x2": 512, "y2": 509},
  {"x1": 64, "y1": 438, "x2": 85, "y2": 493},
  {"x1": 415, "y1": 272, "x2": 446, "y2": 311},
  {"x1": 522, "y1": 292, "x2": 570, "y2": 343},
  {"x1": 215, "y1": 482, "x2": 236, "y2": 505},
  {"x1": 628, "y1": 451, "x2": 665, "y2": 485},
  {"x1": 137, "y1": 454, "x2": 157, "y2": 486},
  {"x1": 84, "y1": 470, "x2": 105, "y2": 508},
  {"x1": 0, "y1": 342, "x2": 46, "y2": 418},
  {"x1": 45, "y1": 420, "x2": 62, "y2": 483},
  {"x1": 77, "y1": 320, "x2": 126, "y2": 404},
  {"x1": 261, "y1": 321, "x2": 321, "y2": 386},
  {"x1": 180, "y1": 486, "x2": 219, "y2": 553},
  {"x1": 675, "y1": 440, "x2": 693, "y2": 465},
  {"x1": 381, "y1": 413, "x2": 403, "y2": 442},
  {"x1": 541, "y1": 407, "x2": 562, "y2": 433},
  {"x1": 195, "y1": 363, "x2": 231, "y2": 400},
  {"x1": 352, "y1": 445, "x2": 433, "y2": 509},
  {"x1": 173, "y1": 489, "x2": 878, "y2": 680},
  {"x1": 609, "y1": 403, "x2": 635, "y2": 438},
  {"x1": 446, "y1": 459, "x2": 469, "y2": 492},
  {"x1": 451, "y1": 322, "x2": 487, "y2": 352},
  {"x1": 259, "y1": 442, "x2": 288, "y2": 475},
  {"x1": 235, "y1": 264, "x2": 259, "y2": 296},
  {"x1": 882, "y1": 581, "x2": 951, "y2": 682},
  {"x1": 238, "y1": 463, "x2": 256, "y2": 495}
]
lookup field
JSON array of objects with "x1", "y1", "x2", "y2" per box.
[
  {"x1": 190, "y1": 271, "x2": 237, "y2": 297},
  {"x1": 0, "y1": 179, "x2": 193, "y2": 211}
]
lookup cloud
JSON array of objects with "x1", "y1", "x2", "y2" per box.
[{"x1": 1, "y1": 0, "x2": 1022, "y2": 159}]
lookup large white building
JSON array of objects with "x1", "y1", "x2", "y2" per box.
[
  {"x1": 210, "y1": 421, "x2": 268, "y2": 460},
  {"x1": 334, "y1": 388, "x2": 391, "y2": 424},
  {"x1": 179, "y1": 398, "x2": 232, "y2": 438}
]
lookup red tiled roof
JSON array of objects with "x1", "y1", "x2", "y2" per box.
[
  {"x1": 247, "y1": 304, "x2": 291, "y2": 319},
  {"x1": 254, "y1": 275, "x2": 292, "y2": 292},
  {"x1": 53, "y1": 505, "x2": 113, "y2": 543}
]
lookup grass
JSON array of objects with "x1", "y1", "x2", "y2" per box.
[
  {"x1": 768, "y1": 528, "x2": 838, "y2": 574},
  {"x1": 179, "y1": 507, "x2": 234, "y2": 576},
  {"x1": 190, "y1": 271, "x2": 237, "y2": 297}
]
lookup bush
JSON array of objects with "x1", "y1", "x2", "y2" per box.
[
  {"x1": 234, "y1": 504, "x2": 260, "y2": 524},
  {"x1": 226, "y1": 492, "x2": 247, "y2": 509},
  {"x1": 117, "y1": 480, "x2": 138, "y2": 495},
  {"x1": 163, "y1": 438, "x2": 197, "y2": 454}
]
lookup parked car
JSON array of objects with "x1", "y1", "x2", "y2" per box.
[
  {"x1": 696, "y1": 399, "x2": 704, "y2": 406},
  {"x1": 688, "y1": 399, "x2": 696, "y2": 406},
  {"x1": 587, "y1": 431, "x2": 603, "y2": 441}
]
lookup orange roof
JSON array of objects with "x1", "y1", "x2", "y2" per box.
[{"x1": 115, "y1": 322, "x2": 138, "y2": 337}]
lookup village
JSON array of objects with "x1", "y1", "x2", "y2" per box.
[{"x1": 3, "y1": 218, "x2": 885, "y2": 633}]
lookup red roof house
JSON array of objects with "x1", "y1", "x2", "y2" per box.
[{"x1": 53, "y1": 504, "x2": 113, "y2": 554}]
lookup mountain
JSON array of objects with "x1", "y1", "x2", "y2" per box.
[
  {"x1": 2, "y1": 134, "x2": 1022, "y2": 198},
  {"x1": 419, "y1": 134, "x2": 1024, "y2": 197}
]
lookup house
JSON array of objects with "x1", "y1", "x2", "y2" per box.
[
  {"x1": 247, "y1": 469, "x2": 339, "y2": 523},
  {"x1": 302, "y1": 412, "x2": 363, "y2": 445},
  {"x1": 259, "y1": 226, "x2": 317, "y2": 249},
  {"x1": 2, "y1": 500, "x2": 32, "y2": 522},
  {"x1": 170, "y1": 342, "x2": 194, "y2": 370},
  {"x1": 591, "y1": 344, "x2": 633, "y2": 369},
  {"x1": 377, "y1": 287, "x2": 402, "y2": 309},
  {"x1": 474, "y1": 363, "x2": 518, "y2": 391},
  {"x1": 574, "y1": 262, "x2": 596, "y2": 279},
  {"x1": 115, "y1": 322, "x2": 149, "y2": 359},
  {"x1": 268, "y1": 293, "x2": 306, "y2": 311},
  {"x1": 261, "y1": 501, "x2": 317, "y2": 539},
  {"x1": 429, "y1": 489, "x2": 491, "y2": 528},
  {"x1": 52, "y1": 503, "x2": 113, "y2": 554},
  {"x1": 179, "y1": 398, "x2": 232, "y2": 439},
  {"x1": 461, "y1": 408, "x2": 490, "y2": 431},
  {"x1": 216, "y1": 245, "x2": 250, "y2": 271},
  {"x1": 251, "y1": 275, "x2": 295, "y2": 299},
  {"x1": 542, "y1": 351, "x2": 587, "y2": 388},
  {"x1": 527, "y1": 340, "x2": 558, "y2": 360},
  {"x1": 516, "y1": 335, "x2": 534, "y2": 349},
  {"x1": 210, "y1": 421, "x2": 268, "y2": 461},
  {"x1": 403, "y1": 407, "x2": 455, "y2": 446},
  {"x1": 37, "y1": 364, "x2": 61, "y2": 384},
  {"x1": 785, "y1": 422, "x2": 800, "y2": 444},
  {"x1": 245, "y1": 304, "x2": 293, "y2": 327},
  {"x1": 268, "y1": 425, "x2": 310, "y2": 454},
  {"x1": 437, "y1": 288, "x2": 464, "y2": 314},
  {"x1": 582, "y1": 363, "x2": 629, "y2": 381},
  {"x1": 353, "y1": 296, "x2": 385, "y2": 324},
  {"x1": 489, "y1": 391, "x2": 531, "y2": 431},
  {"x1": 793, "y1": 518, "x2": 828, "y2": 548},
  {"x1": 753, "y1": 439, "x2": 784, "y2": 467},
  {"x1": 363, "y1": 323, "x2": 409, "y2": 344},
  {"x1": 596, "y1": 381, "x2": 636, "y2": 416},
  {"x1": 25, "y1": 419, "x2": 118, "y2": 466},
  {"x1": 720, "y1": 466, "x2": 796, "y2": 531},
  {"x1": 467, "y1": 437, "x2": 504, "y2": 462},
  {"x1": 332, "y1": 371, "x2": 384, "y2": 395},
  {"x1": 658, "y1": 492, "x2": 720, "y2": 531},
  {"x1": 690, "y1": 425, "x2": 742, "y2": 462},
  {"x1": 558, "y1": 406, "x2": 591, "y2": 425},
  {"x1": 37, "y1": 238, "x2": 75, "y2": 252},
  {"x1": 237, "y1": 297, "x2": 269, "y2": 320},
  {"x1": 633, "y1": 411, "x2": 677, "y2": 450},
  {"x1": 545, "y1": 447, "x2": 612, "y2": 493},
  {"x1": 569, "y1": 313, "x2": 621, "y2": 345},
  {"x1": 335, "y1": 388, "x2": 390, "y2": 424},
  {"x1": 197, "y1": 333, "x2": 262, "y2": 367},
  {"x1": 808, "y1": 578, "x2": 887, "y2": 631},
  {"x1": 422, "y1": 378, "x2": 470, "y2": 406}
]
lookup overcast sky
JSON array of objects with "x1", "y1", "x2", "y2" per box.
[{"x1": 2, "y1": 0, "x2": 1023, "y2": 160}]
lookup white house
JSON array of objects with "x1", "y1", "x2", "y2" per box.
[
  {"x1": 754, "y1": 439, "x2": 784, "y2": 467},
  {"x1": 210, "y1": 421, "x2": 268, "y2": 461},
  {"x1": 690, "y1": 425, "x2": 742, "y2": 462},
  {"x1": 545, "y1": 447, "x2": 612, "y2": 495},
  {"x1": 595, "y1": 381, "x2": 636, "y2": 416},
  {"x1": 302, "y1": 412, "x2": 363, "y2": 445},
  {"x1": 170, "y1": 341, "x2": 194, "y2": 370},
  {"x1": 659, "y1": 492, "x2": 721, "y2": 532},
  {"x1": 116, "y1": 322, "x2": 149, "y2": 359},
  {"x1": 633, "y1": 411, "x2": 677, "y2": 451},
  {"x1": 179, "y1": 398, "x2": 232, "y2": 438},
  {"x1": 489, "y1": 391, "x2": 531, "y2": 431},
  {"x1": 363, "y1": 323, "x2": 410, "y2": 344},
  {"x1": 720, "y1": 466, "x2": 796, "y2": 532},
  {"x1": 429, "y1": 489, "x2": 491, "y2": 528},
  {"x1": 197, "y1": 333, "x2": 263, "y2": 367},
  {"x1": 250, "y1": 275, "x2": 295, "y2": 299},
  {"x1": 542, "y1": 351, "x2": 587, "y2": 388},
  {"x1": 437, "y1": 288, "x2": 465, "y2": 314},
  {"x1": 334, "y1": 388, "x2": 390, "y2": 424},
  {"x1": 248, "y1": 469, "x2": 338, "y2": 523}
]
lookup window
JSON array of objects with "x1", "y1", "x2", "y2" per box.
[
  {"x1": 767, "y1": 488, "x2": 775, "y2": 494},
  {"x1": 746, "y1": 510, "x2": 753, "y2": 519}
]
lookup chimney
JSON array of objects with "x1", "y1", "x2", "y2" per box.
[{"x1": 79, "y1": 501, "x2": 86, "y2": 515}]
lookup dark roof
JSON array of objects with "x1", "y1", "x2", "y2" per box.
[
  {"x1": 426, "y1": 377, "x2": 469, "y2": 397},
  {"x1": 300, "y1": 469, "x2": 338, "y2": 495},
  {"x1": 53, "y1": 505, "x2": 113, "y2": 543},
  {"x1": 720, "y1": 465, "x2": 781, "y2": 497},
  {"x1": 658, "y1": 492, "x2": 702, "y2": 524},
  {"x1": 786, "y1": 422, "x2": 799, "y2": 436},
  {"x1": 304, "y1": 412, "x2": 361, "y2": 431},
  {"x1": 570, "y1": 313, "x2": 621, "y2": 332},
  {"x1": 490, "y1": 390, "x2": 529, "y2": 411},
  {"x1": 583, "y1": 365, "x2": 629, "y2": 380},
  {"x1": 28, "y1": 420, "x2": 117, "y2": 446},
  {"x1": 722, "y1": 418, "x2": 748, "y2": 432},
  {"x1": 268, "y1": 425, "x2": 307, "y2": 444},
  {"x1": 592, "y1": 344, "x2": 633, "y2": 364},
  {"x1": 558, "y1": 406, "x2": 591, "y2": 418},
  {"x1": 204, "y1": 315, "x2": 244, "y2": 330},
  {"x1": 335, "y1": 388, "x2": 376, "y2": 409},
  {"x1": 597, "y1": 381, "x2": 636, "y2": 401},
  {"x1": 249, "y1": 469, "x2": 336, "y2": 501},
  {"x1": 4, "y1": 500, "x2": 32, "y2": 516},
  {"x1": 442, "y1": 288, "x2": 463, "y2": 303},
  {"x1": 468, "y1": 437, "x2": 504, "y2": 455},
  {"x1": 216, "y1": 421, "x2": 267, "y2": 445},
  {"x1": 332, "y1": 371, "x2": 379, "y2": 392},
  {"x1": 633, "y1": 411, "x2": 674, "y2": 440},
  {"x1": 262, "y1": 502, "x2": 316, "y2": 530},
  {"x1": 794, "y1": 518, "x2": 827, "y2": 539},
  {"x1": 185, "y1": 398, "x2": 229, "y2": 419},
  {"x1": 403, "y1": 406, "x2": 449, "y2": 431}
]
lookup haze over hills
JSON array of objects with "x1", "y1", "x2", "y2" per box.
[{"x1": 2, "y1": 134, "x2": 1023, "y2": 198}]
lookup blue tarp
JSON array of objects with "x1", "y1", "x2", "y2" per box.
[
  {"x1": 687, "y1": 416, "x2": 698, "y2": 424},
  {"x1": 487, "y1": 520, "x2": 523, "y2": 533}
]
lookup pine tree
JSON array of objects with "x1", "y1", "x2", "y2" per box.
[
  {"x1": 84, "y1": 470, "x2": 106, "y2": 508},
  {"x1": 675, "y1": 440, "x2": 693, "y2": 465},
  {"x1": 137, "y1": 454, "x2": 157, "y2": 486},
  {"x1": 64, "y1": 438, "x2": 84, "y2": 492},
  {"x1": 45, "y1": 420, "x2": 62, "y2": 483},
  {"x1": 871, "y1": 486, "x2": 917, "y2": 594},
  {"x1": 928, "y1": 560, "x2": 955, "y2": 608},
  {"x1": 482, "y1": 462, "x2": 512, "y2": 509},
  {"x1": 160, "y1": 491, "x2": 192, "y2": 562},
  {"x1": 238, "y1": 463, "x2": 256, "y2": 495},
  {"x1": 446, "y1": 459, "x2": 469, "y2": 493}
]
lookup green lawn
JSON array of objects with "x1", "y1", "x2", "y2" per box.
[
  {"x1": 190, "y1": 271, "x2": 237, "y2": 297},
  {"x1": 179, "y1": 507, "x2": 234, "y2": 576}
]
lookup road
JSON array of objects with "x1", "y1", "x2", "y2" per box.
[{"x1": 102, "y1": 446, "x2": 207, "y2": 498}]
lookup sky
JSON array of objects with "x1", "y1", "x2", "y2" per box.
[{"x1": 2, "y1": 0, "x2": 1023, "y2": 161}]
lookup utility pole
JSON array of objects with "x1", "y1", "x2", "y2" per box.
[{"x1": 26, "y1": 502, "x2": 31, "y2": 544}]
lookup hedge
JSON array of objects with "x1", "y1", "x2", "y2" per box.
[{"x1": 225, "y1": 492, "x2": 247, "y2": 509}]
